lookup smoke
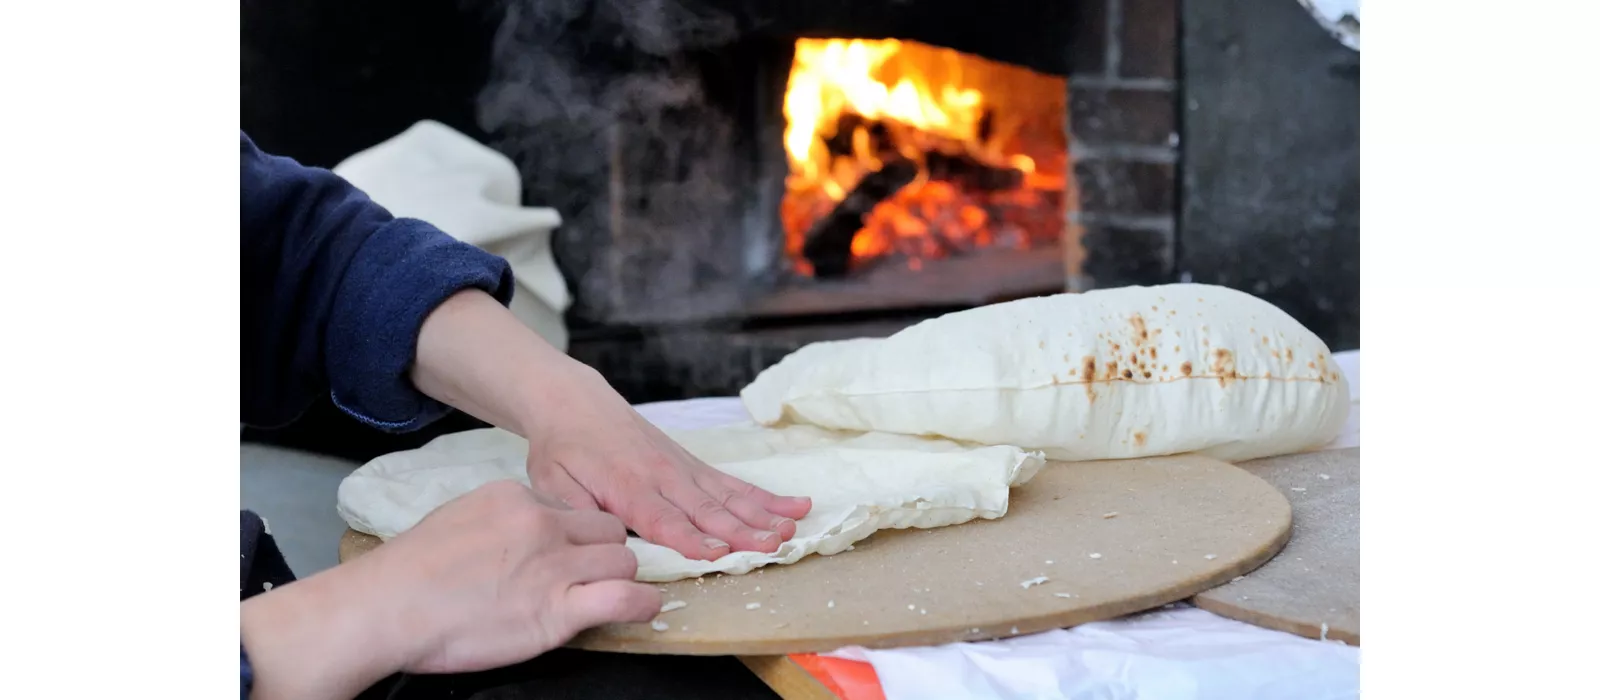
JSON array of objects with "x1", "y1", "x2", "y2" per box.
[{"x1": 476, "y1": 0, "x2": 777, "y2": 332}]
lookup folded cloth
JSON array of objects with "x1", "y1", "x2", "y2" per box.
[{"x1": 334, "y1": 121, "x2": 572, "y2": 350}]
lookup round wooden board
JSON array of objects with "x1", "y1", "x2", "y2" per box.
[
  {"x1": 1192, "y1": 448, "x2": 1359, "y2": 645},
  {"x1": 340, "y1": 454, "x2": 1291, "y2": 656}
]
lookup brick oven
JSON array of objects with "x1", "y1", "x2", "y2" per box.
[
  {"x1": 243, "y1": 0, "x2": 1355, "y2": 452},
  {"x1": 460, "y1": 0, "x2": 1185, "y2": 402}
]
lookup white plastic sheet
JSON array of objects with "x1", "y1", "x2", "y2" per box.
[{"x1": 826, "y1": 605, "x2": 1358, "y2": 700}]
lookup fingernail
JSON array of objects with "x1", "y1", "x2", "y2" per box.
[
  {"x1": 770, "y1": 517, "x2": 795, "y2": 531},
  {"x1": 705, "y1": 538, "x2": 729, "y2": 552},
  {"x1": 756, "y1": 530, "x2": 779, "y2": 543}
]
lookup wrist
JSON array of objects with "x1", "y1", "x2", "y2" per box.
[
  {"x1": 240, "y1": 562, "x2": 408, "y2": 700},
  {"x1": 507, "y1": 359, "x2": 608, "y2": 444}
]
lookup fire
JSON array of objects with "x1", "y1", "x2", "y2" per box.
[{"x1": 780, "y1": 38, "x2": 1068, "y2": 276}]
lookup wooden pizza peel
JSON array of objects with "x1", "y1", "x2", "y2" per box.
[
  {"x1": 340, "y1": 453, "x2": 1292, "y2": 656},
  {"x1": 1192, "y1": 447, "x2": 1360, "y2": 645}
]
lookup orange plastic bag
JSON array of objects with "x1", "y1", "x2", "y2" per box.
[{"x1": 789, "y1": 653, "x2": 886, "y2": 700}]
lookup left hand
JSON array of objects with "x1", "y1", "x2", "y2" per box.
[
  {"x1": 524, "y1": 366, "x2": 813, "y2": 561},
  {"x1": 410, "y1": 289, "x2": 813, "y2": 562}
]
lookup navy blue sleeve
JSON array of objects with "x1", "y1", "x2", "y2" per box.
[
  {"x1": 240, "y1": 131, "x2": 515, "y2": 432},
  {"x1": 241, "y1": 645, "x2": 253, "y2": 699}
]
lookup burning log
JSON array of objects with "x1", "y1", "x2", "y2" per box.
[
  {"x1": 800, "y1": 151, "x2": 1025, "y2": 278},
  {"x1": 924, "y1": 151, "x2": 1025, "y2": 192},
  {"x1": 801, "y1": 159, "x2": 920, "y2": 278}
]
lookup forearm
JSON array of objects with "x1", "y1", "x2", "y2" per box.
[
  {"x1": 240, "y1": 563, "x2": 405, "y2": 700},
  {"x1": 411, "y1": 289, "x2": 599, "y2": 440},
  {"x1": 240, "y1": 131, "x2": 514, "y2": 432}
]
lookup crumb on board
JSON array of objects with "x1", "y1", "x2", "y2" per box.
[
  {"x1": 1045, "y1": 560, "x2": 1054, "y2": 565},
  {"x1": 1102, "y1": 512, "x2": 1119, "y2": 519},
  {"x1": 659, "y1": 600, "x2": 687, "y2": 614},
  {"x1": 1232, "y1": 576, "x2": 1245, "y2": 583},
  {"x1": 1010, "y1": 626, "x2": 1019, "y2": 635},
  {"x1": 754, "y1": 586, "x2": 760, "y2": 592},
  {"x1": 1021, "y1": 576, "x2": 1050, "y2": 589},
  {"x1": 263, "y1": 582, "x2": 273, "y2": 591},
  {"x1": 908, "y1": 604, "x2": 917, "y2": 610},
  {"x1": 828, "y1": 600, "x2": 835, "y2": 608},
  {"x1": 920, "y1": 609, "x2": 927, "y2": 615},
  {"x1": 1319, "y1": 473, "x2": 1330, "y2": 480},
  {"x1": 1089, "y1": 553, "x2": 1103, "y2": 559},
  {"x1": 1290, "y1": 487, "x2": 1306, "y2": 492},
  {"x1": 1053, "y1": 593, "x2": 1072, "y2": 598},
  {"x1": 746, "y1": 602, "x2": 761, "y2": 610},
  {"x1": 650, "y1": 620, "x2": 670, "y2": 632},
  {"x1": 1204, "y1": 554, "x2": 1218, "y2": 560}
]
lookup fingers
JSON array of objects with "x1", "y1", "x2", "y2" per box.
[
  {"x1": 714, "y1": 472, "x2": 813, "y2": 522},
  {"x1": 630, "y1": 495, "x2": 732, "y2": 561},
  {"x1": 713, "y1": 472, "x2": 813, "y2": 520},
  {"x1": 527, "y1": 489, "x2": 573, "y2": 511},
  {"x1": 558, "y1": 510, "x2": 629, "y2": 546},
  {"x1": 562, "y1": 580, "x2": 661, "y2": 632},
  {"x1": 555, "y1": 543, "x2": 641, "y2": 584},
  {"x1": 695, "y1": 474, "x2": 799, "y2": 541},
  {"x1": 531, "y1": 463, "x2": 600, "y2": 511},
  {"x1": 663, "y1": 480, "x2": 783, "y2": 554}
]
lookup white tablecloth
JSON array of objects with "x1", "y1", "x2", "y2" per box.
[{"x1": 633, "y1": 351, "x2": 1362, "y2": 700}]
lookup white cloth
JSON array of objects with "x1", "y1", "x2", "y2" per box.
[
  {"x1": 333, "y1": 121, "x2": 572, "y2": 350},
  {"x1": 631, "y1": 350, "x2": 1362, "y2": 700}
]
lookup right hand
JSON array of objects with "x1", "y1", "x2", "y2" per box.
[
  {"x1": 376, "y1": 480, "x2": 662, "y2": 674},
  {"x1": 241, "y1": 481, "x2": 660, "y2": 700}
]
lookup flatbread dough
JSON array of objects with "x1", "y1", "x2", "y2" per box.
[
  {"x1": 741, "y1": 283, "x2": 1349, "y2": 463},
  {"x1": 336, "y1": 425, "x2": 1043, "y2": 582}
]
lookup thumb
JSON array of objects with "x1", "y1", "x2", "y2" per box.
[
  {"x1": 528, "y1": 461, "x2": 601, "y2": 511},
  {"x1": 561, "y1": 580, "x2": 661, "y2": 634}
]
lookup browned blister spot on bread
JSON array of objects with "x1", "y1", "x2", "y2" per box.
[
  {"x1": 1180, "y1": 361, "x2": 1193, "y2": 376},
  {"x1": 1081, "y1": 356, "x2": 1098, "y2": 402},
  {"x1": 1133, "y1": 431, "x2": 1148, "y2": 447},
  {"x1": 1212, "y1": 348, "x2": 1240, "y2": 388},
  {"x1": 1129, "y1": 314, "x2": 1150, "y2": 342}
]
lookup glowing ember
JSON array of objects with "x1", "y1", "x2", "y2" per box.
[{"x1": 781, "y1": 38, "x2": 1069, "y2": 276}]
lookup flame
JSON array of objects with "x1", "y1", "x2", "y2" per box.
[
  {"x1": 784, "y1": 39, "x2": 984, "y2": 176},
  {"x1": 780, "y1": 38, "x2": 1068, "y2": 274}
]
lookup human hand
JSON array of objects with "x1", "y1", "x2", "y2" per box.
[
  {"x1": 408, "y1": 289, "x2": 812, "y2": 563},
  {"x1": 376, "y1": 480, "x2": 661, "y2": 673},
  {"x1": 524, "y1": 367, "x2": 814, "y2": 561},
  {"x1": 240, "y1": 481, "x2": 659, "y2": 699}
]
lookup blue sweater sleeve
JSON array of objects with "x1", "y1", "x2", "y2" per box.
[
  {"x1": 240, "y1": 131, "x2": 515, "y2": 432},
  {"x1": 241, "y1": 645, "x2": 252, "y2": 699}
]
